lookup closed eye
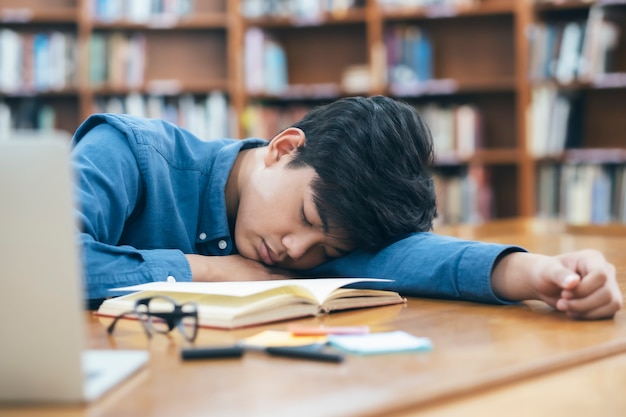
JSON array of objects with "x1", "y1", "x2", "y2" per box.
[
  {"x1": 325, "y1": 246, "x2": 351, "y2": 259},
  {"x1": 300, "y1": 205, "x2": 313, "y2": 227}
]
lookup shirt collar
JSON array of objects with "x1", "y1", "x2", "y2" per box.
[{"x1": 198, "y1": 138, "x2": 268, "y2": 248}]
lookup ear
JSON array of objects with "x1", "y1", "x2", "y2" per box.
[{"x1": 264, "y1": 127, "x2": 306, "y2": 167}]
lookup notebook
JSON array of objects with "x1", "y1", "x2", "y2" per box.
[{"x1": 0, "y1": 136, "x2": 149, "y2": 403}]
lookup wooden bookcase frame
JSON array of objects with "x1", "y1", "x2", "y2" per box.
[{"x1": 2, "y1": 0, "x2": 625, "y2": 225}]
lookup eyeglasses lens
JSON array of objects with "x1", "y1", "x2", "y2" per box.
[
  {"x1": 179, "y1": 302, "x2": 198, "y2": 341},
  {"x1": 145, "y1": 296, "x2": 176, "y2": 334}
]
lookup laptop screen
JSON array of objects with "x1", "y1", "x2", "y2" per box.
[{"x1": 0, "y1": 138, "x2": 88, "y2": 402}]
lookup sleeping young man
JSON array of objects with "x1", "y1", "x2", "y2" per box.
[{"x1": 71, "y1": 95, "x2": 622, "y2": 319}]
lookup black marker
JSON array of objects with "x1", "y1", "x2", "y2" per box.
[
  {"x1": 265, "y1": 346, "x2": 344, "y2": 363},
  {"x1": 181, "y1": 346, "x2": 244, "y2": 360}
]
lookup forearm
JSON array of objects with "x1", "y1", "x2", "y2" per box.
[
  {"x1": 307, "y1": 232, "x2": 526, "y2": 304},
  {"x1": 82, "y1": 235, "x2": 192, "y2": 299},
  {"x1": 186, "y1": 254, "x2": 294, "y2": 282}
]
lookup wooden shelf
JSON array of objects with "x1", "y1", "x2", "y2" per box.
[
  {"x1": 534, "y1": 0, "x2": 626, "y2": 12},
  {"x1": 90, "y1": 80, "x2": 230, "y2": 96},
  {"x1": 380, "y1": 1, "x2": 514, "y2": 20},
  {"x1": 243, "y1": 8, "x2": 367, "y2": 27},
  {"x1": 0, "y1": 88, "x2": 79, "y2": 97},
  {"x1": 248, "y1": 84, "x2": 344, "y2": 101},
  {"x1": 2, "y1": 0, "x2": 625, "y2": 226},
  {"x1": 0, "y1": 7, "x2": 77, "y2": 23},
  {"x1": 90, "y1": 13, "x2": 229, "y2": 30},
  {"x1": 388, "y1": 77, "x2": 516, "y2": 97},
  {"x1": 436, "y1": 149, "x2": 521, "y2": 166},
  {"x1": 564, "y1": 148, "x2": 626, "y2": 163},
  {"x1": 531, "y1": 73, "x2": 626, "y2": 91}
]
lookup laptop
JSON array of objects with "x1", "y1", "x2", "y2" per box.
[{"x1": 0, "y1": 135, "x2": 149, "y2": 403}]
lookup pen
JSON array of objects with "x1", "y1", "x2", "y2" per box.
[
  {"x1": 181, "y1": 344, "x2": 344, "y2": 363},
  {"x1": 265, "y1": 346, "x2": 344, "y2": 363},
  {"x1": 181, "y1": 346, "x2": 244, "y2": 360}
]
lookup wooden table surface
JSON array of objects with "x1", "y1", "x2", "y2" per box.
[{"x1": 2, "y1": 218, "x2": 625, "y2": 417}]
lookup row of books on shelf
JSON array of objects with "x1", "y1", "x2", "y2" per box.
[
  {"x1": 94, "y1": 92, "x2": 231, "y2": 140},
  {"x1": 433, "y1": 165, "x2": 493, "y2": 225},
  {"x1": 0, "y1": 91, "x2": 230, "y2": 140},
  {"x1": 419, "y1": 103, "x2": 482, "y2": 160},
  {"x1": 243, "y1": 29, "x2": 368, "y2": 97},
  {"x1": 241, "y1": 0, "x2": 363, "y2": 20},
  {"x1": 0, "y1": 30, "x2": 76, "y2": 94},
  {"x1": 89, "y1": 32, "x2": 146, "y2": 88},
  {"x1": 537, "y1": 162, "x2": 626, "y2": 225},
  {"x1": 529, "y1": 86, "x2": 582, "y2": 158},
  {"x1": 0, "y1": 29, "x2": 150, "y2": 93},
  {"x1": 385, "y1": 25, "x2": 434, "y2": 94},
  {"x1": 434, "y1": 160, "x2": 626, "y2": 227},
  {"x1": 528, "y1": 5, "x2": 624, "y2": 83},
  {"x1": 378, "y1": 0, "x2": 479, "y2": 11},
  {"x1": 0, "y1": 99, "x2": 57, "y2": 139},
  {"x1": 91, "y1": 0, "x2": 195, "y2": 23},
  {"x1": 244, "y1": 28, "x2": 289, "y2": 96},
  {"x1": 243, "y1": 23, "x2": 435, "y2": 97},
  {"x1": 240, "y1": 100, "x2": 481, "y2": 153}
]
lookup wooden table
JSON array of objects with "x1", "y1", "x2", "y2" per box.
[{"x1": 2, "y1": 218, "x2": 625, "y2": 417}]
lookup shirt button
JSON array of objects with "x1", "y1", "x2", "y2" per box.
[
  {"x1": 198, "y1": 232, "x2": 207, "y2": 240},
  {"x1": 218, "y1": 240, "x2": 228, "y2": 250},
  {"x1": 167, "y1": 275, "x2": 176, "y2": 283}
]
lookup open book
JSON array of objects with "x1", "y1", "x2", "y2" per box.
[{"x1": 96, "y1": 278, "x2": 405, "y2": 329}]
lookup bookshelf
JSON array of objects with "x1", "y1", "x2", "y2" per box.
[
  {"x1": 0, "y1": 0, "x2": 232, "y2": 139},
  {"x1": 0, "y1": 0, "x2": 79, "y2": 135},
  {"x1": 2, "y1": 0, "x2": 625, "y2": 226},
  {"x1": 528, "y1": 0, "x2": 626, "y2": 227}
]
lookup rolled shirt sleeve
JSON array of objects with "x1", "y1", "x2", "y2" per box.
[
  {"x1": 71, "y1": 114, "x2": 264, "y2": 300},
  {"x1": 306, "y1": 232, "x2": 526, "y2": 304}
]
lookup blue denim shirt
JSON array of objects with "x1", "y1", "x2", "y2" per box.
[{"x1": 72, "y1": 114, "x2": 523, "y2": 303}]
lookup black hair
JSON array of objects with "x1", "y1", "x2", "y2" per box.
[{"x1": 287, "y1": 95, "x2": 437, "y2": 251}]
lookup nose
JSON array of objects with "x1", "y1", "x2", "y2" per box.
[{"x1": 281, "y1": 229, "x2": 322, "y2": 261}]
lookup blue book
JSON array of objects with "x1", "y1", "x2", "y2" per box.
[
  {"x1": 89, "y1": 33, "x2": 107, "y2": 86},
  {"x1": 590, "y1": 166, "x2": 611, "y2": 224},
  {"x1": 416, "y1": 31, "x2": 433, "y2": 82},
  {"x1": 33, "y1": 33, "x2": 49, "y2": 91},
  {"x1": 264, "y1": 40, "x2": 288, "y2": 95}
]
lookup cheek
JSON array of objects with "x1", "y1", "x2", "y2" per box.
[
  {"x1": 232, "y1": 197, "x2": 259, "y2": 260},
  {"x1": 245, "y1": 174, "x2": 289, "y2": 220},
  {"x1": 233, "y1": 220, "x2": 253, "y2": 259},
  {"x1": 233, "y1": 192, "x2": 284, "y2": 261}
]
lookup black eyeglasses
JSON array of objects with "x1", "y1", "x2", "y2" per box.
[{"x1": 107, "y1": 295, "x2": 199, "y2": 342}]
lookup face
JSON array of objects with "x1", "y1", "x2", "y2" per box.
[{"x1": 233, "y1": 133, "x2": 353, "y2": 270}]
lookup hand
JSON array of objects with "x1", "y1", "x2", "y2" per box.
[
  {"x1": 491, "y1": 250, "x2": 623, "y2": 320},
  {"x1": 546, "y1": 250, "x2": 622, "y2": 319},
  {"x1": 185, "y1": 254, "x2": 293, "y2": 282}
]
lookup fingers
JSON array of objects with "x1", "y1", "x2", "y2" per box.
[
  {"x1": 558, "y1": 288, "x2": 623, "y2": 320},
  {"x1": 564, "y1": 295, "x2": 622, "y2": 320},
  {"x1": 557, "y1": 273, "x2": 580, "y2": 291},
  {"x1": 555, "y1": 260, "x2": 622, "y2": 320},
  {"x1": 560, "y1": 265, "x2": 610, "y2": 300}
]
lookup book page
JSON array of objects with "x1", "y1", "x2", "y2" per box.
[{"x1": 112, "y1": 278, "x2": 391, "y2": 305}]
